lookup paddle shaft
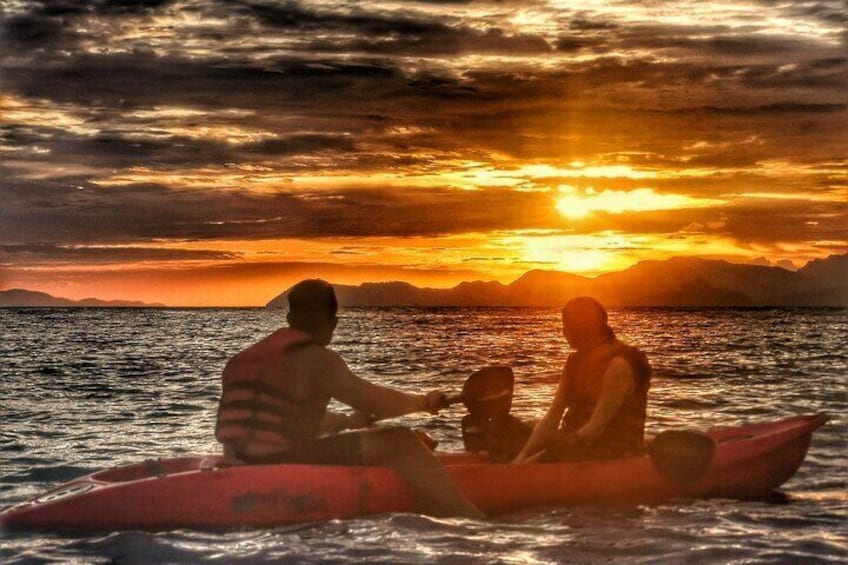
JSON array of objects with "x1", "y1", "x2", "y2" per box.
[
  {"x1": 441, "y1": 388, "x2": 511, "y2": 408},
  {"x1": 368, "y1": 367, "x2": 513, "y2": 425}
]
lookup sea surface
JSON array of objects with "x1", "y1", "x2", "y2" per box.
[{"x1": 0, "y1": 307, "x2": 845, "y2": 564}]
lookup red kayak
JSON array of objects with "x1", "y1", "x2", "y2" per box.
[{"x1": 0, "y1": 414, "x2": 827, "y2": 531}]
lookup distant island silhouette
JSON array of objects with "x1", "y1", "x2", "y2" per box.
[
  {"x1": 269, "y1": 254, "x2": 847, "y2": 308},
  {"x1": 0, "y1": 289, "x2": 164, "y2": 308}
]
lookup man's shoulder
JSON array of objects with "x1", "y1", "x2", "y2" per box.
[
  {"x1": 289, "y1": 343, "x2": 343, "y2": 370},
  {"x1": 612, "y1": 341, "x2": 649, "y2": 369},
  {"x1": 606, "y1": 355, "x2": 636, "y2": 375},
  {"x1": 290, "y1": 342, "x2": 331, "y2": 359}
]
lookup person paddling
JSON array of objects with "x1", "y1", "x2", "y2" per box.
[
  {"x1": 215, "y1": 279, "x2": 485, "y2": 519},
  {"x1": 513, "y1": 297, "x2": 651, "y2": 463}
]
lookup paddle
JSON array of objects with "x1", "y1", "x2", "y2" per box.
[
  {"x1": 441, "y1": 365, "x2": 514, "y2": 417},
  {"x1": 354, "y1": 366, "x2": 514, "y2": 450},
  {"x1": 359, "y1": 365, "x2": 514, "y2": 425},
  {"x1": 647, "y1": 429, "x2": 717, "y2": 482}
]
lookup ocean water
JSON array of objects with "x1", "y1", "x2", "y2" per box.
[{"x1": 0, "y1": 307, "x2": 845, "y2": 564}]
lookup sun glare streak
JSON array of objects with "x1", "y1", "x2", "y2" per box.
[
  {"x1": 555, "y1": 186, "x2": 724, "y2": 218},
  {"x1": 740, "y1": 190, "x2": 848, "y2": 203},
  {"x1": 511, "y1": 232, "x2": 640, "y2": 274},
  {"x1": 517, "y1": 164, "x2": 658, "y2": 180},
  {"x1": 501, "y1": 230, "x2": 794, "y2": 276},
  {"x1": 92, "y1": 160, "x2": 668, "y2": 192}
]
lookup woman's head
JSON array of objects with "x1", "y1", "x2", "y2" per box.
[{"x1": 561, "y1": 296, "x2": 614, "y2": 350}]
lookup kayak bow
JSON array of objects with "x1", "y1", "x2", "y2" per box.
[{"x1": 0, "y1": 413, "x2": 828, "y2": 531}]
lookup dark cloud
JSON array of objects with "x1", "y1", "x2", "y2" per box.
[
  {"x1": 569, "y1": 18, "x2": 618, "y2": 31},
  {"x1": 40, "y1": 0, "x2": 175, "y2": 16},
  {"x1": 230, "y1": 0, "x2": 551, "y2": 55},
  {"x1": 1, "y1": 126, "x2": 233, "y2": 169},
  {"x1": 777, "y1": 0, "x2": 848, "y2": 25},
  {"x1": 613, "y1": 25, "x2": 803, "y2": 55},
  {"x1": 244, "y1": 134, "x2": 357, "y2": 156},
  {"x1": 0, "y1": 244, "x2": 239, "y2": 264},
  {"x1": 0, "y1": 52, "x2": 410, "y2": 110},
  {"x1": 233, "y1": 1, "x2": 449, "y2": 34},
  {"x1": 306, "y1": 30, "x2": 551, "y2": 57},
  {"x1": 660, "y1": 102, "x2": 847, "y2": 115},
  {"x1": 718, "y1": 199, "x2": 848, "y2": 246},
  {"x1": 2, "y1": 172, "x2": 543, "y2": 244},
  {"x1": 554, "y1": 35, "x2": 605, "y2": 52},
  {"x1": 0, "y1": 0, "x2": 175, "y2": 52},
  {"x1": 602, "y1": 198, "x2": 848, "y2": 245},
  {"x1": 1, "y1": 124, "x2": 362, "y2": 170},
  {"x1": 1, "y1": 12, "x2": 80, "y2": 46}
]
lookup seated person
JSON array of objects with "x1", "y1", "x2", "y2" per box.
[
  {"x1": 459, "y1": 366, "x2": 533, "y2": 462},
  {"x1": 215, "y1": 279, "x2": 484, "y2": 518},
  {"x1": 513, "y1": 297, "x2": 650, "y2": 463},
  {"x1": 462, "y1": 412, "x2": 533, "y2": 463}
]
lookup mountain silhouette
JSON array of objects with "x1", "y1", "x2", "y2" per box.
[
  {"x1": 3, "y1": 255, "x2": 843, "y2": 307},
  {"x1": 267, "y1": 254, "x2": 847, "y2": 308},
  {"x1": 0, "y1": 289, "x2": 162, "y2": 307}
]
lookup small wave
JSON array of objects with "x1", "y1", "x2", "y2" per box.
[
  {"x1": 6, "y1": 465, "x2": 95, "y2": 484},
  {"x1": 652, "y1": 371, "x2": 716, "y2": 380}
]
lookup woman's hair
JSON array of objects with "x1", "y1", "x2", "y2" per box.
[{"x1": 563, "y1": 296, "x2": 615, "y2": 340}]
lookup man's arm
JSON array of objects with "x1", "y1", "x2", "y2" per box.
[
  {"x1": 513, "y1": 369, "x2": 569, "y2": 463},
  {"x1": 299, "y1": 346, "x2": 439, "y2": 418},
  {"x1": 576, "y1": 356, "x2": 635, "y2": 443}
]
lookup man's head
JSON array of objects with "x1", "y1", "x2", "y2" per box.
[
  {"x1": 286, "y1": 279, "x2": 338, "y2": 345},
  {"x1": 561, "y1": 296, "x2": 614, "y2": 350}
]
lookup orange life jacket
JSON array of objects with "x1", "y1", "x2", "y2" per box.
[
  {"x1": 215, "y1": 328, "x2": 330, "y2": 452},
  {"x1": 562, "y1": 338, "x2": 651, "y2": 455}
]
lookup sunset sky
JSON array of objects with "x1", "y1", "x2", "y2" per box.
[{"x1": 1, "y1": 0, "x2": 846, "y2": 306}]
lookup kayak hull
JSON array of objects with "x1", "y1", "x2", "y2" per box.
[{"x1": 0, "y1": 414, "x2": 827, "y2": 530}]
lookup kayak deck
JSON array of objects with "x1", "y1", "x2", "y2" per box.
[{"x1": 0, "y1": 413, "x2": 828, "y2": 531}]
